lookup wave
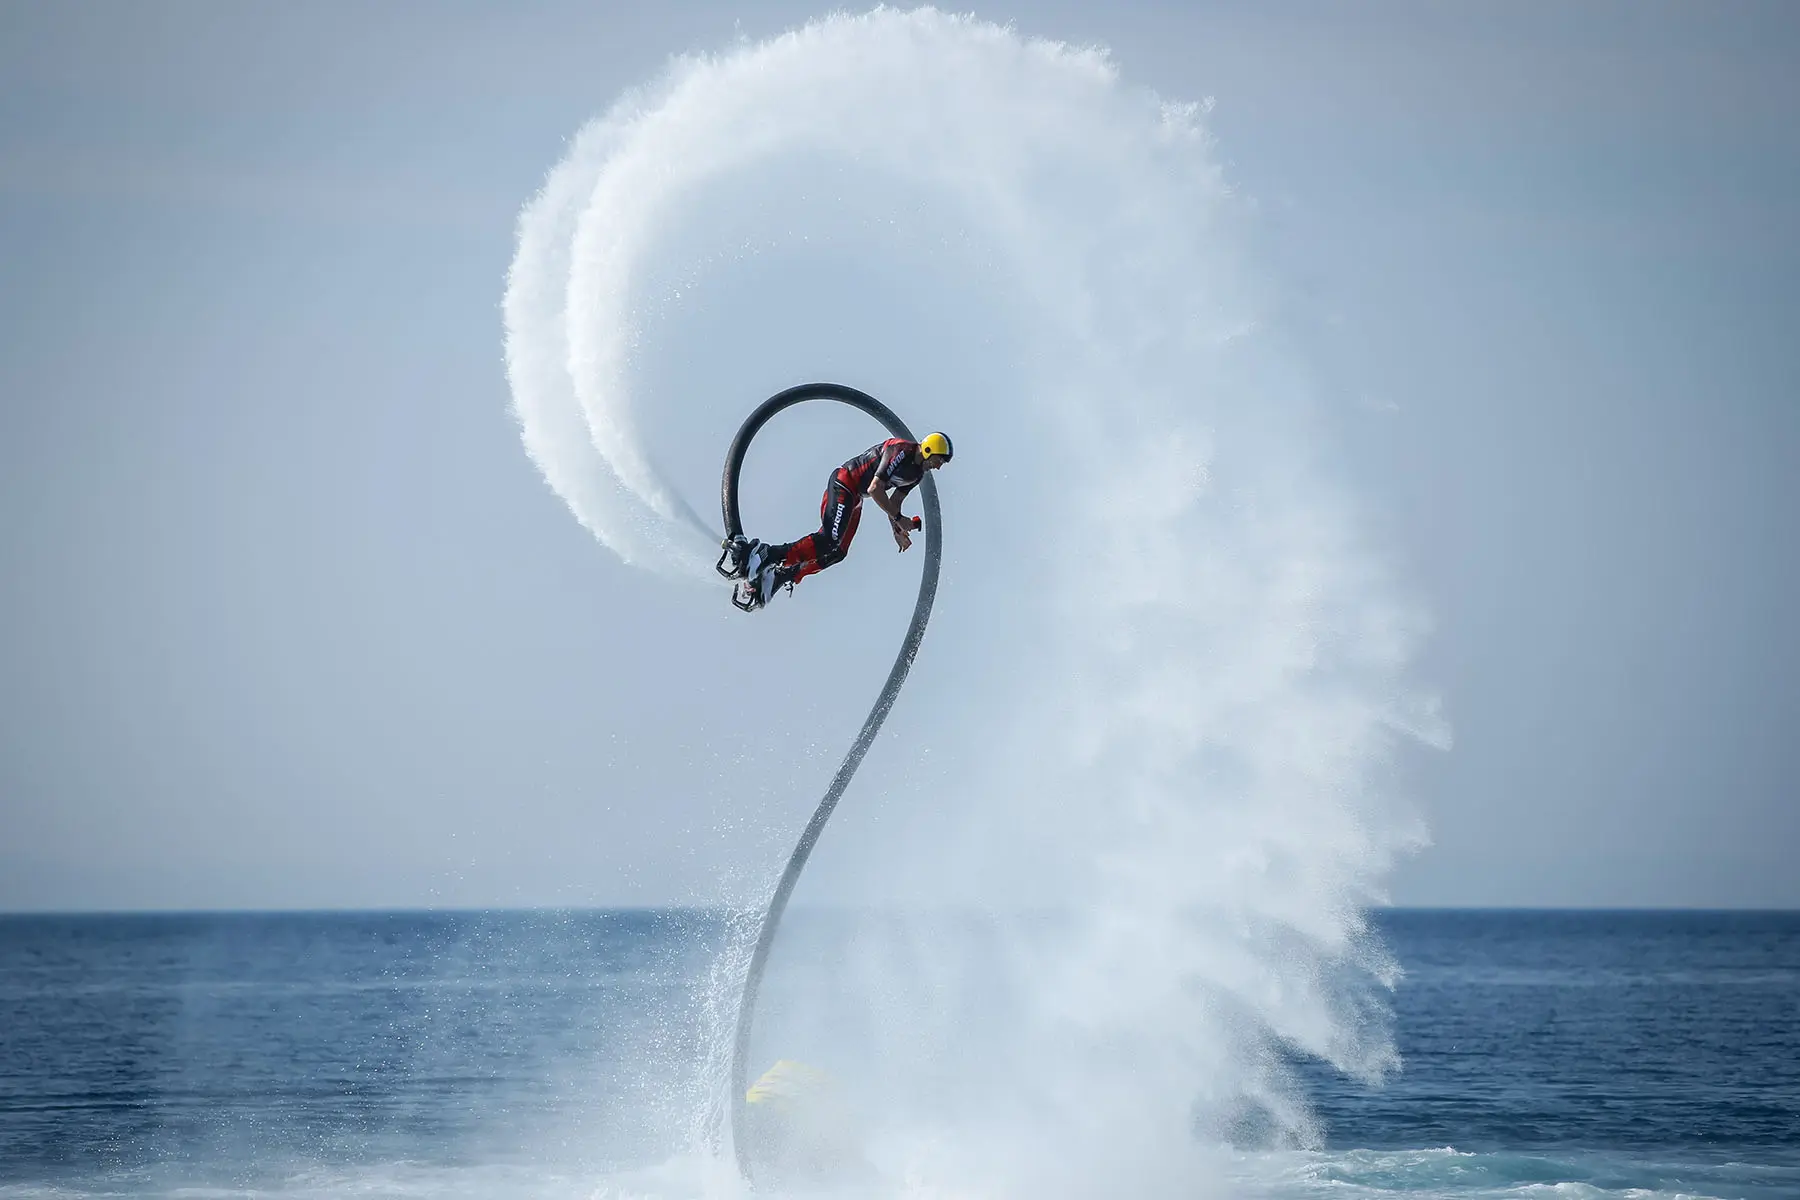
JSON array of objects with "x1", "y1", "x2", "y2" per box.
[{"x1": 11, "y1": 1148, "x2": 1782, "y2": 1200}]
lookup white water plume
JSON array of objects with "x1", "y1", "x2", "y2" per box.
[{"x1": 504, "y1": 7, "x2": 1445, "y2": 1196}]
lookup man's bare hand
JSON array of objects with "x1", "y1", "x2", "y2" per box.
[{"x1": 892, "y1": 521, "x2": 913, "y2": 552}]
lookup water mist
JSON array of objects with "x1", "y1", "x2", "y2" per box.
[{"x1": 504, "y1": 9, "x2": 1445, "y2": 1196}]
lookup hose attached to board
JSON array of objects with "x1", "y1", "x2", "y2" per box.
[{"x1": 718, "y1": 383, "x2": 943, "y2": 1184}]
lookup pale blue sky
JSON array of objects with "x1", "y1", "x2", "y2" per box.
[{"x1": 1, "y1": 2, "x2": 1795, "y2": 909}]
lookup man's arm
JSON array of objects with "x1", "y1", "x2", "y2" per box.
[
  {"x1": 866, "y1": 464, "x2": 915, "y2": 550},
  {"x1": 865, "y1": 475, "x2": 912, "y2": 522},
  {"x1": 865, "y1": 445, "x2": 912, "y2": 521}
]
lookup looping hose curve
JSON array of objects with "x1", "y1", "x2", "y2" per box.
[{"x1": 720, "y1": 383, "x2": 944, "y2": 1183}]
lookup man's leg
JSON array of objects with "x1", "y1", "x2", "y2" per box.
[{"x1": 770, "y1": 482, "x2": 859, "y2": 586}]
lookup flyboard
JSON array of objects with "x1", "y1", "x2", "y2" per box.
[{"x1": 714, "y1": 383, "x2": 944, "y2": 1184}]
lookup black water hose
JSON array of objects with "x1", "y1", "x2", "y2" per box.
[{"x1": 720, "y1": 383, "x2": 943, "y2": 1183}]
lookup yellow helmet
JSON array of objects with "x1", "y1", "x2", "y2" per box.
[{"x1": 920, "y1": 431, "x2": 953, "y2": 462}]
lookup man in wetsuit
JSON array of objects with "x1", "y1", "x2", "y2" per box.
[{"x1": 734, "y1": 431, "x2": 952, "y2": 610}]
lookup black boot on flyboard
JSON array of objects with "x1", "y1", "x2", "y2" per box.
[
  {"x1": 715, "y1": 535, "x2": 778, "y2": 582},
  {"x1": 718, "y1": 535, "x2": 786, "y2": 611}
]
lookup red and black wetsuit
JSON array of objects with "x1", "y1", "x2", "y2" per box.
[{"x1": 770, "y1": 438, "x2": 926, "y2": 585}]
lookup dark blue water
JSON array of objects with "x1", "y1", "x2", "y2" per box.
[
  {"x1": 0, "y1": 909, "x2": 728, "y2": 1190},
  {"x1": 1313, "y1": 911, "x2": 1800, "y2": 1152},
  {"x1": 2, "y1": 909, "x2": 1795, "y2": 1198},
  {"x1": 1291, "y1": 910, "x2": 1800, "y2": 1200}
]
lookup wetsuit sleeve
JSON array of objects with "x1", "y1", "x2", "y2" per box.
[
  {"x1": 871, "y1": 446, "x2": 899, "y2": 496},
  {"x1": 873, "y1": 441, "x2": 918, "y2": 486},
  {"x1": 870, "y1": 444, "x2": 901, "y2": 488}
]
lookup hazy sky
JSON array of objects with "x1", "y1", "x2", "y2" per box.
[{"x1": 2, "y1": 1, "x2": 1795, "y2": 911}]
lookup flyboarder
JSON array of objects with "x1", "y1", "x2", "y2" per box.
[{"x1": 724, "y1": 432, "x2": 952, "y2": 611}]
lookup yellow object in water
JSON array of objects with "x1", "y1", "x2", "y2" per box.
[
  {"x1": 745, "y1": 1059, "x2": 831, "y2": 1104},
  {"x1": 741, "y1": 1058, "x2": 866, "y2": 1180}
]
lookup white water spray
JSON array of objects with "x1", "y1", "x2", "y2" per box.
[{"x1": 505, "y1": 8, "x2": 1444, "y2": 1196}]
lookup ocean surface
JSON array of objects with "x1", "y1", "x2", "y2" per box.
[{"x1": 1, "y1": 909, "x2": 1795, "y2": 1199}]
